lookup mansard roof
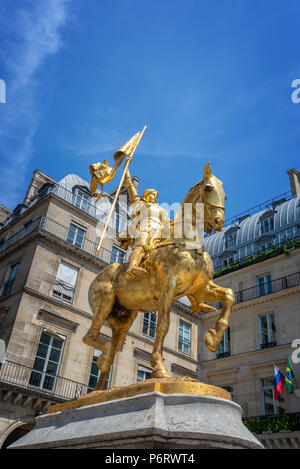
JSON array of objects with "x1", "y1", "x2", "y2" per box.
[
  {"x1": 204, "y1": 194, "x2": 300, "y2": 258},
  {"x1": 58, "y1": 174, "x2": 129, "y2": 217}
]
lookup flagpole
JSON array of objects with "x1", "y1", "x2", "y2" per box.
[
  {"x1": 288, "y1": 355, "x2": 299, "y2": 388},
  {"x1": 95, "y1": 126, "x2": 147, "y2": 256}
]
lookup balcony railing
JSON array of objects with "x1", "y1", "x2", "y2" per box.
[
  {"x1": 216, "y1": 351, "x2": 230, "y2": 359},
  {"x1": 213, "y1": 237, "x2": 300, "y2": 276},
  {"x1": 0, "y1": 216, "x2": 118, "y2": 265},
  {"x1": 0, "y1": 183, "x2": 109, "y2": 230},
  {"x1": 221, "y1": 190, "x2": 293, "y2": 229},
  {"x1": 260, "y1": 341, "x2": 277, "y2": 350},
  {"x1": 235, "y1": 271, "x2": 300, "y2": 304},
  {"x1": 0, "y1": 360, "x2": 89, "y2": 401}
]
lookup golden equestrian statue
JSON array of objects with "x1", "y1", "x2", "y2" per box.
[{"x1": 83, "y1": 128, "x2": 235, "y2": 390}]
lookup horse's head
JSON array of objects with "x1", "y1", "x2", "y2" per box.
[
  {"x1": 201, "y1": 162, "x2": 226, "y2": 233},
  {"x1": 187, "y1": 162, "x2": 226, "y2": 234},
  {"x1": 172, "y1": 162, "x2": 226, "y2": 241}
]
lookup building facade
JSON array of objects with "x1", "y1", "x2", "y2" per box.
[
  {"x1": 0, "y1": 169, "x2": 199, "y2": 448},
  {"x1": 0, "y1": 167, "x2": 299, "y2": 449},
  {"x1": 198, "y1": 168, "x2": 300, "y2": 448}
]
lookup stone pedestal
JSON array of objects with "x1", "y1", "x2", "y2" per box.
[{"x1": 9, "y1": 381, "x2": 264, "y2": 449}]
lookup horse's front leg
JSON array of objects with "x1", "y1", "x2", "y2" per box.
[
  {"x1": 200, "y1": 281, "x2": 235, "y2": 353},
  {"x1": 151, "y1": 277, "x2": 177, "y2": 379}
]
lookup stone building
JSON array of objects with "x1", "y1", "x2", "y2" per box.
[
  {"x1": 0, "y1": 166, "x2": 299, "y2": 449},
  {"x1": 198, "y1": 168, "x2": 300, "y2": 448},
  {"x1": 0, "y1": 169, "x2": 199, "y2": 449}
]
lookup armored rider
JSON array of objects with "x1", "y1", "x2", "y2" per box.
[{"x1": 118, "y1": 168, "x2": 170, "y2": 279}]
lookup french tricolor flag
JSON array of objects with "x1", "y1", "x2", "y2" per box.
[{"x1": 274, "y1": 364, "x2": 285, "y2": 400}]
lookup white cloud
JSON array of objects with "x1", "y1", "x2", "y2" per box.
[{"x1": 0, "y1": 0, "x2": 71, "y2": 209}]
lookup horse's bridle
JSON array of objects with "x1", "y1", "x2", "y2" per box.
[{"x1": 203, "y1": 199, "x2": 225, "y2": 211}]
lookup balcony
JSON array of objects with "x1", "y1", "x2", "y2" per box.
[
  {"x1": 0, "y1": 216, "x2": 115, "y2": 265},
  {"x1": 214, "y1": 238, "x2": 300, "y2": 278},
  {"x1": 0, "y1": 183, "x2": 111, "y2": 231},
  {"x1": 0, "y1": 360, "x2": 89, "y2": 402},
  {"x1": 260, "y1": 341, "x2": 277, "y2": 350},
  {"x1": 216, "y1": 351, "x2": 230, "y2": 359},
  {"x1": 235, "y1": 271, "x2": 300, "y2": 304}
]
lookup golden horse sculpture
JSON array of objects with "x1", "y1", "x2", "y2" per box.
[{"x1": 83, "y1": 162, "x2": 235, "y2": 390}]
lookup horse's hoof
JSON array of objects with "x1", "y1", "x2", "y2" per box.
[
  {"x1": 152, "y1": 368, "x2": 171, "y2": 379},
  {"x1": 204, "y1": 329, "x2": 218, "y2": 352}
]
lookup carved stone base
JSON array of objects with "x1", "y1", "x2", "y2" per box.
[{"x1": 9, "y1": 379, "x2": 264, "y2": 449}]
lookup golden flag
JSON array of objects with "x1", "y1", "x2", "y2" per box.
[
  {"x1": 113, "y1": 130, "x2": 144, "y2": 162},
  {"x1": 90, "y1": 127, "x2": 146, "y2": 202}
]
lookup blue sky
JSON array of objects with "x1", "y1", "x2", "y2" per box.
[{"x1": 0, "y1": 0, "x2": 300, "y2": 220}]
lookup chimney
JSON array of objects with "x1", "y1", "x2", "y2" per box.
[
  {"x1": 132, "y1": 176, "x2": 140, "y2": 190},
  {"x1": 287, "y1": 168, "x2": 300, "y2": 196}
]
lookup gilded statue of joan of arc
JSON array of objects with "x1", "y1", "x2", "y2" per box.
[{"x1": 118, "y1": 168, "x2": 170, "y2": 279}]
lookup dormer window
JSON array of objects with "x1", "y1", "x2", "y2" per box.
[
  {"x1": 72, "y1": 185, "x2": 91, "y2": 214},
  {"x1": 75, "y1": 190, "x2": 89, "y2": 211},
  {"x1": 261, "y1": 216, "x2": 274, "y2": 234},
  {"x1": 224, "y1": 226, "x2": 239, "y2": 249},
  {"x1": 225, "y1": 232, "x2": 237, "y2": 249},
  {"x1": 259, "y1": 210, "x2": 276, "y2": 235}
]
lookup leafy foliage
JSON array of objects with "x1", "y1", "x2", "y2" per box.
[
  {"x1": 214, "y1": 239, "x2": 300, "y2": 278},
  {"x1": 243, "y1": 414, "x2": 300, "y2": 434}
]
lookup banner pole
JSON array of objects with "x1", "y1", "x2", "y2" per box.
[{"x1": 95, "y1": 126, "x2": 146, "y2": 256}]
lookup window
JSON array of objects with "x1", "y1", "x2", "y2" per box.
[
  {"x1": 261, "y1": 377, "x2": 285, "y2": 415},
  {"x1": 178, "y1": 320, "x2": 191, "y2": 355},
  {"x1": 52, "y1": 261, "x2": 79, "y2": 303},
  {"x1": 143, "y1": 312, "x2": 157, "y2": 338},
  {"x1": 110, "y1": 245, "x2": 126, "y2": 264},
  {"x1": 225, "y1": 232, "x2": 237, "y2": 249},
  {"x1": 260, "y1": 216, "x2": 274, "y2": 234},
  {"x1": 137, "y1": 364, "x2": 152, "y2": 382},
  {"x1": 67, "y1": 222, "x2": 86, "y2": 249},
  {"x1": 23, "y1": 220, "x2": 32, "y2": 236},
  {"x1": 87, "y1": 350, "x2": 111, "y2": 392},
  {"x1": 29, "y1": 330, "x2": 65, "y2": 392},
  {"x1": 115, "y1": 212, "x2": 128, "y2": 234},
  {"x1": 217, "y1": 328, "x2": 230, "y2": 358},
  {"x1": 259, "y1": 313, "x2": 277, "y2": 348},
  {"x1": 75, "y1": 191, "x2": 89, "y2": 212},
  {"x1": 223, "y1": 257, "x2": 234, "y2": 267},
  {"x1": 1, "y1": 262, "x2": 19, "y2": 297},
  {"x1": 257, "y1": 274, "x2": 272, "y2": 296},
  {"x1": 259, "y1": 241, "x2": 273, "y2": 252}
]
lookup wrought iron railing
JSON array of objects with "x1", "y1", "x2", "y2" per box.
[
  {"x1": 260, "y1": 341, "x2": 277, "y2": 350},
  {"x1": 0, "y1": 216, "x2": 118, "y2": 265},
  {"x1": 213, "y1": 237, "x2": 299, "y2": 274},
  {"x1": 222, "y1": 190, "x2": 293, "y2": 228},
  {"x1": 235, "y1": 271, "x2": 300, "y2": 304},
  {"x1": 0, "y1": 360, "x2": 89, "y2": 401},
  {"x1": 216, "y1": 351, "x2": 230, "y2": 359},
  {"x1": 0, "y1": 184, "x2": 107, "y2": 230}
]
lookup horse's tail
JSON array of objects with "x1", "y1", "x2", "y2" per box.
[{"x1": 88, "y1": 276, "x2": 98, "y2": 314}]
